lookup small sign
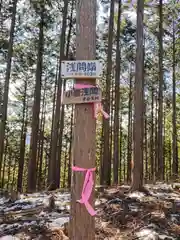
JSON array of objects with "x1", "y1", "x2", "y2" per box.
[
  {"x1": 62, "y1": 87, "x2": 102, "y2": 105},
  {"x1": 61, "y1": 60, "x2": 103, "y2": 79}
]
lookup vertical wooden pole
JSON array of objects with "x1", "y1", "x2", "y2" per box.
[{"x1": 70, "y1": 0, "x2": 96, "y2": 239}]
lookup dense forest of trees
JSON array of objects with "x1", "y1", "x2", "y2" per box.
[{"x1": 0, "y1": 0, "x2": 180, "y2": 193}]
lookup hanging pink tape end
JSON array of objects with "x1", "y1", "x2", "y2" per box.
[
  {"x1": 94, "y1": 103, "x2": 109, "y2": 119},
  {"x1": 72, "y1": 166, "x2": 96, "y2": 216}
]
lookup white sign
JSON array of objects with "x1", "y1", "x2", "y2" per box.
[{"x1": 61, "y1": 60, "x2": 103, "y2": 79}]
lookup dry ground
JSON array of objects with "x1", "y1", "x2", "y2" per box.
[{"x1": 1, "y1": 183, "x2": 180, "y2": 240}]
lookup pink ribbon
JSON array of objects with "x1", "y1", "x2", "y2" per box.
[
  {"x1": 94, "y1": 102, "x2": 109, "y2": 119},
  {"x1": 74, "y1": 83, "x2": 109, "y2": 119},
  {"x1": 74, "y1": 83, "x2": 96, "y2": 89},
  {"x1": 72, "y1": 166, "x2": 96, "y2": 216}
]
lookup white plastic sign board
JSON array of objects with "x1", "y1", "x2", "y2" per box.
[
  {"x1": 61, "y1": 60, "x2": 103, "y2": 79},
  {"x1": 62, "y1": 87, "x2": 102, "y2": 105}
]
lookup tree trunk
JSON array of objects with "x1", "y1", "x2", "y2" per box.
[
  {"x1": 49, "y1": 0, "x2": 68, "y2": 189},
  {"x1": 56, "y1": 0, "x2": 74, "y2": 187},
  {"x1": 131, "y1": 0, "x2": 144, "y2": 191},
  {"x1": 70, "y1": 0, "x2": 96, "y2": 237},
  {"x1": 113, "y1": 0, "x2": 121, "y2": 185},
  {"x1": 17, "y1": 80, "x2": 27, "y2": 192},
  {"x1": 27, "y1": 6, "x2": 44, "y2": 192},
  {"x1": 150, "y1": 86, "x2": 154, "y2": 182},
  {"x1": 144, "y1": 103, "x2": 148, "y2": 183},
  {"x1": 155, "y1": 91, "x2": 158, "y2": 181},
  {"x1": 37, "y1": 79, "x2": 46, "y2": 191},
  {"x1": 127, "y1": 65, "x2": 133, "y2": 183},
  {"x1": 157, "y1": 0, "x2": 164, "y2": 181},
  {"x1": 102, "y1": 0, "x2": 115, "y2": 186},
  {"x1": 172, "y1": 16, "x2": 178, "y2": 179},
  {"x1": 119, "y1": 112, "x2": 122, "y2": 183},
  {"x1": 67, "y1": 105, "x2": 73, "y2": 188},
  {"x1": 0, "y1": 0, "x2": 17, "y2": 176}
]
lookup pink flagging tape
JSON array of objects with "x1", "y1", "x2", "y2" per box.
[
  {"x1": 72, "y1": 166, "x2": 96, "y2": 216},
  {"x1": 74, "y1": 83, "x2": 95, "y2": 89},
  {"x1": 73, "y1": 84, "x2": 109, "y2": 120},
  {"x1": 94, "y1": 102, "x2": 109, "y2": 119}
]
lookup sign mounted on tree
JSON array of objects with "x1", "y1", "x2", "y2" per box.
[
  {"x1": 62, "y1": 86, "x2": 102, "y2": 105},
  {"x1": 61, "y1": 60, "x2": 103, "y2": 79}
]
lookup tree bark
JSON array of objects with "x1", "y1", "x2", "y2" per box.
[
  {"x1": 56, "y1": 0, "x2": 74, "y2": 187},
  {"x1": 113, "y1": 0, "x2": 121, "y2": 185},
  {"x1": 70, "y1": 0, "x2": 96, "y2": 237},
  {"x1": 17, "y1": 80, "x2": 27, "y2": 192},
  {"x1": 27, "y1": 6, "x2": 44, "y2": 192},
  {"x1": 102, "y1": 0, "x2": 115, "y2": 186},
  {"x1": 131, "y1": 0, "x2": 144, "y2": 191},
  {"x1": 172, "y1": 16, "x2": 178, "y2": 179},
  {"x1": 49, "y1": 0, "x2": 68, "y2": 189},
  {"x1": 0, "y1": 0, "x2": 17, "y2": 177},
  {"x1": 157, "y1": 0, "x2": 164, "y2": 181},
  {"x1": 127, "y1": 65, "x2": 133, "y2": 183}
]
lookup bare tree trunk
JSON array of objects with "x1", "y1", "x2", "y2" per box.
[
  {"x1": 7, "y1": 149, "x2": 11, "y2": 190},
  {"x1": 113, "y1": 0, "x2": 121, "y2": 185},
  {"x1": 144, "y1": 103, "x2": 148, "y2": 183},
  {"x1": 27, "y1": 6, "x2": 44, "y2": 192},
  {"x1": 157, "y1": 0, "x2": 164, "y2": 181},
  {"x1": 1, "y1": 138, "x2": 7, "y2": 188},
  {"x1": 155, "y1": 92, "x2": 158, "y2": 181},
  {"x1": 37, "y1": 80, "x2": 46, "y2": 191},
  {"x1": 127, "y1": 65, "x2": 133, "y2": 183},
  {"x1": 49, "y1": 0, "x2": 69, "y2": 189},
  {"x1": 131, "y1": 0, "x2": 144, "y2": 191},
  {"x1": 150, "y1": 86, "x2": 154, "y2": 182},
  {"x1": 67, "y1": 105, "x2": 73, "y2": 188},
  {"x1": 168, "y1": 138, "x2": 171, "y2": 180},
  {"x1": 172, "y1": 16, "x2": 178, "y2": 179},
  {"x1": 100, "y1": 123, "x2": 104, "y2": 185},
  {"x1": 63, "y1": 140, "x2": 68, "y2": 188},
  {"x1": 17, "y1": 80, "x2": 27, "y2": 192},
  {"x1": 48, "y1": 58, "x2": 58, "y2": 182},
  {"x1": 119, "y1": 112, "x2": 122, "y2": 183},
  {"x1": 102, "y1": 0, "x2": 115, "y2": 186},
  {"x1": 0, "y1": 0, "x2": 17, "y2": 176},
  {"x1": 56, "y1": 0, "x2": 74, "y2": 187}
]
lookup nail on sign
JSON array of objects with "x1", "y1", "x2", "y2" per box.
[
  {"x1": 62, "y1": 87, "x2": 102, "y2": 105},
  {"x1": 61, "y1": 60, "x2": 103, "y2": 79}
]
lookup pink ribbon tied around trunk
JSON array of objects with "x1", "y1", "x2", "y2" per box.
[
  {"x1": 72, "y1": 166, "x2": 96, "y2": 216},
  {"x1": 93, "y1": 102, "x2": 109, "y2": 119},
  {"x1": 74, "y1": 83, "x2": 109, "y2": 119}
]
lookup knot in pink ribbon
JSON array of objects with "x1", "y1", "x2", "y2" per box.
[
  {"x1": 72, "y1": 166, "x2": 96, "y2": 216},
  {"x1": 94, "y1": 102, "x2": 109, "y2": 119},
  {"x1": 74, "y1": 83, "x2": 109, "y2": 120}
]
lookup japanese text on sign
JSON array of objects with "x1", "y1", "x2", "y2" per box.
[
  {"x1": 61, "y1": 60, "x2": 103, "y2": 79},
  {"x1": 62, "y1": 87, "x2": 102, "y2": 105}
]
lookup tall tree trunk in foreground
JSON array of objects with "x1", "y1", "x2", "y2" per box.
[
  {"x1": 131, "y1": 0, "x2": 144, "y2": 191},
  {"x1": 172, "y1": 15, "x2": 178, "y2": 179},
  {"x1": 17, "y1": 80, "x2": 27, "y2": 192},
  {"x1": 157, "y1": 0, "x2": 164, "y2": 181},
  {"x1": 27, "y1": 5, "x2": 44, "y2": 192},
  {"x1": 48, "y1": 0, "x2": 68, "y2": 189},
  {"x1": 102, "y1": 0, "x2": 115, "y2": 186},
  {"x1": 56, "y1": 0, "x2": 74, "y2": 187},
  {"x1": 127, "y1": 65, "x2": 133, "y2": 183},
  {"x1": 0, "y1": 0, "x2": 17, "y2": 177},
  {"x1": 113, "y1": 0, "x2": 121, "y2": 185}
]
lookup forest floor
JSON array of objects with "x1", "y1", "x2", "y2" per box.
[{"x1": 0, "y1": 183, "x2": 180, "y2": 240}]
